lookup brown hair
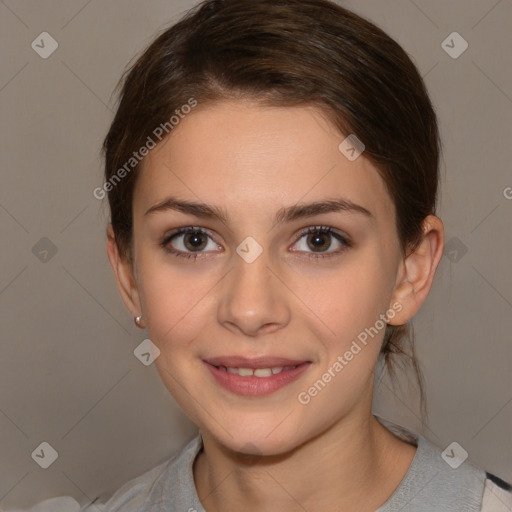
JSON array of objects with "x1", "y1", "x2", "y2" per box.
[{"x1": 102, "y1": 0, "x2": 440, "y2": 419}]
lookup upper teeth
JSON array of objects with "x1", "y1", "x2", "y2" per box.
[{"x1": 217, "y1": 366, "x2": 297, "y2": 377}]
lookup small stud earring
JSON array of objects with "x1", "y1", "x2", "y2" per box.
[{"x1": 134, "y1": 315, "x2": 144, "y2": 328}]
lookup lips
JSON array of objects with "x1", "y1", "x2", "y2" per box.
[
  {"x1": 203, "y1": 356, "x2": 311, "y2": 396},
  {"x1": 204, "y1": 356, "x2": 308, "y2": 369}
]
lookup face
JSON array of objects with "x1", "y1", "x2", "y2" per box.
[{"x1": 127, "y1": 100, "x2": 405, "y2": 455}]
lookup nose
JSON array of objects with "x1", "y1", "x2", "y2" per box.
[{"x1": 217, "y1": 246, "x2": 291, "y2": 337}]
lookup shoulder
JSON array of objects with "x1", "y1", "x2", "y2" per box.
[
  {"x1": 481, "y1": 472, "x2": 512, "y2": 512},
  {"x1": 0, "y1": 460, "x2": 174, "y2": 512},
  {"x1": 1, "y1": 436, "x2": 203, "y2": 512},
  {"x1": 375, "y1": 415, "x2": 512, "y2": 511},
  {"x1": 80, "y1": 435, "x2": 203, "y2": 511},
  {"x1": 79, "y1": 457, "x2": 172, "y2": 511}
]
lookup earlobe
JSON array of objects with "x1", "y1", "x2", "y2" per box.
[
  {"x1": 106, "y1": 224, "x2": 143, "y2": 319},
  {"x1": 387, "y1": 215, "x2": 444, "y2": 326}
]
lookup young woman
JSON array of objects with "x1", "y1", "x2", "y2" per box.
[{"x1": 84, "y1": 0, "x2": 511, "y2": 510}]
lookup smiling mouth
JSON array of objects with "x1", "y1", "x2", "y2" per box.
[
  {"x1": 213, "y1": 365, "x2": 299, "y2": 377},
  {"x1": 203, "y1": 357, "x2": 311, "y2": 396}
]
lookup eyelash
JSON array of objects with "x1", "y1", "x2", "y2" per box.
[{"x1": 159, "y1": 225, "x2": 352, "y2": 261}]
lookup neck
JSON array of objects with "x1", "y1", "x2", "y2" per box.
[{"x1": 193, "y1": 411, "x2": 416, "y2": 512}]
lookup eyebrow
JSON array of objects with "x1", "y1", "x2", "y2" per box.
[{"x1": 144, "y1": 196, "x2": 374, "y2": 227}]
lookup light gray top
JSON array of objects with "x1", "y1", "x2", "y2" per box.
[{"x1": 73, "y1": 415, "x2": 511, "y2": 511}]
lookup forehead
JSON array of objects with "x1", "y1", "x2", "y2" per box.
[{"x1": 133, "y1": 100, "x2": 395, "y2": 226}]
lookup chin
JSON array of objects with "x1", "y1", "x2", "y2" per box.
[{"x1": 206, "y1": 420, "x2": 307, "y2": 458}]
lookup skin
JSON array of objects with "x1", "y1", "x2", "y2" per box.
[{"x1": 107, "y1": 99, "x2": 444, "y2": 511}]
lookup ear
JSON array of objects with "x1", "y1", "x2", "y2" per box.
[
  {"x1": 387, "y1": 215, "x2": 444, "y2": 325},
  {"x1": 106, "y1": 224, "x2": 143, "y2": 319}
]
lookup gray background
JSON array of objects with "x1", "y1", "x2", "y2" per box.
[{"x1": 1, "y1": 0, "x2": 511, "y2": 508}]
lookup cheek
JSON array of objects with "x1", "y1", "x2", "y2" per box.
[
  {"x1": 136, "y1": 262, "x2": 212, "y2": 419},
  {"x1": 135, "y1": 255, "x2": 216, "y2": 352},
  {"x1": 288, "y1": 252, "x2": 392, "y2": 350},
  {"x1": 294, "y1": 261, "x2": 391, "y2": 414}
]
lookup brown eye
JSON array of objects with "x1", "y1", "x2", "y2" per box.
[
  {"x1": 291, "y1": 226, "x2": 351, "y2": 260},
  {"x1": 182, "y1": 231, "x2": 208, "y2": 251},
  {"x1": 306, "y1": 232, "x2": 332, "y2": 252},
  {"x1": 160, "y1": 227, "x2": 220, "y2": 260}
]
